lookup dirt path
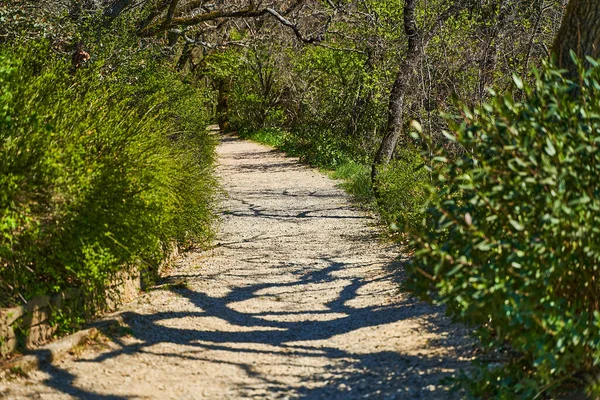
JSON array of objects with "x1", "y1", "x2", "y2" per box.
[{"x1": 1, "y1": 135, "x2": 471, "y2": 399}]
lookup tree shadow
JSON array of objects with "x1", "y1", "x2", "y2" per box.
[
  {"x1": 12, "y1": 135, "x2": 473, "y2": 399},
  {"x1": 22, "y1": 349, "x2": 128, "y2": 400},
  {"x1": 27, "y1": 253, "x2": 472, "y2": 399},
  {"x1": 223, "y1": 197, "x2": 369, "y2": 222}
]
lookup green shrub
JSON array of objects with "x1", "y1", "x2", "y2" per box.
[
  {"x1": 375, "y1": 149, "x2": 431, "y2": 234},
  {"x1": 238, "y1": 127, "x2": 290, "y2": 149},
  {"x1": 0, "y1": 38, "x2": 216, "y2": 310},
  {"x1": 408, "y1": 57, "x2": 600, "y2": 398}
]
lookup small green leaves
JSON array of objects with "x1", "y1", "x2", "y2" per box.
[
  {"x1": 544, "y1": 137, "x2": 556, "y2": 156},
  {"x1": 464, "y1": 212, "x2": 473, "y2": 226},
  {"x1": 409, "y1": 58, "x2": 600, "y2": 399},
  {"x1": 442, "y1": 130, "x2": 457, "y2": 142},
  {"x1": 512, "y1": 74, "x2": 524, "y2": 90},
  {"x1": 509, "y1": 219, "x2": 524, "y2": 231},
  {"x1": 410, "y1": 119, "x2": 423, "y2": 133}
]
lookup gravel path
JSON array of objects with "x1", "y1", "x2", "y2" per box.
[{"x1": 1, "y1": 135, "x2": 471, "y2": 399}]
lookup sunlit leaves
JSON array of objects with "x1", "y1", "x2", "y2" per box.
[{"x1": 409, "y1": 58, "x2": 600, "y2": 397}]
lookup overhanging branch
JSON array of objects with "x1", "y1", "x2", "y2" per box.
[
  {"x1": 265, "y1": 8, "x2": 322, "y2": 44},
  {"x1": 140, "y1": 2, "x2": 328, "y2": 46},
  {"x1": 141, "y1": 6, "x2": 270, "y2": 36}
]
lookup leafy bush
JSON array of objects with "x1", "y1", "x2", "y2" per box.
[
  {"x1": 408, "y1": 58, "x2": 600, "y2": 398},
  {"x1": 374, "y1": 149, "x2": 431, "y2": 234},
  {"x1": 238, "y1": 127, "x2": 290, "y2": 149},
  {"x1": 239, "y1": 126, "x2": 354, "y2": 169},
  {"x1": 0, "y1": 38, "x2": 216, "y2": 310}
]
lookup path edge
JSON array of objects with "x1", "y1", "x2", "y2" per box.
[{"x1": 0, "y1": 328, "x2": 98, "y2": 374}]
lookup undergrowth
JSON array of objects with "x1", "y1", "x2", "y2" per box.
[{"x1": 0, "y1": 32, "x2": 217, "y2": 313}]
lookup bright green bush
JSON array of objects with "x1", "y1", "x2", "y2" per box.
[
  {"x1": 375, "y1": 149, "x2": 430, "y2": 234},
  {"x1": 239, "y1": 126, "x2": 354, "y2": 169},
  {"x1": 238, "y1": 127, "x2": 290, "y2": 149},
  {"x1": 408, "y1": 58, "x2": 600, "y2": 398},
  {"x1": 0, "y1": 39, "x2": 216, "y2": 309}
]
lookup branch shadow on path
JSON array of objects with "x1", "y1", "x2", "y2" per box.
[
  {"x1": 22, "y1": 136, "x2": 472, "y2": 399},
  {"x1": 32, "y1": 255, "x2": 472, "y2": 399}
]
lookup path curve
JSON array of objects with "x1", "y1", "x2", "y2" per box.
[{"x1": 1, "y1": 135, "x2": 470, "y2": 399}]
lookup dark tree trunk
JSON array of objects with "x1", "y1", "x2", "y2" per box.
[
  {"x1": 477, "y1": 2, "x2": 510, "y2": 100},
  {"x1": 102, "y1": 0, "x2": 135, "y2": 22},
  {"x1": 552, "y1": 0, "x2": 600, "y2": 75},
  {"x1": 371, "y1": 0, "x2": 421, "y2": 187},
  {"x1": 371, "y1": 0, "x2": 473, "y2": 191},
  {"x1": 176, "y1": 42, "x2": 193, "y2": 71}
]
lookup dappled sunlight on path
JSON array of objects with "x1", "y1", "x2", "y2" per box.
[{"x1": 1, "y1": 134, "x2": 471, "y2": 399}]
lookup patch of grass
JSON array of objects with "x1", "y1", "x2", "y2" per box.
[
  {"x1": 8, "y1": 366, "x2": 28, "y2": 378},
  {"x1": 104, "y1": 321, "x2": 134, "y2": 338},
  {"x1": 239, "y1": 127, "x2": 288, "y2": 149},
  {"x1": 165, "y1": 278, "x2": 191, "y2": 291},
  {"x1": 374, "y1": 150, "x2": 431, "y2": 234},
  {"x1": 330, "y1": 161, "x2": 373, "y2": 204}
]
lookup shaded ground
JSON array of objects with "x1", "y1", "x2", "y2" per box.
[{"x1": 0, "y1": 135, "x2": 473, "y2": 399}]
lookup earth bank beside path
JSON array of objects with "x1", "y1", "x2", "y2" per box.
[{"x1": 0, "y1": 134, "x2": 472, "y2": 399}]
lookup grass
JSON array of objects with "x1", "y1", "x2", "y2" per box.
[
  {"x1": 330, "y1": 161, "x2": 374, "y2": 204},
  {"x1": 239, "y1": 128, "x2": 289, "y2": 149}
]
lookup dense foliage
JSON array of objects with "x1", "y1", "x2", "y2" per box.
[
  {"x1": 408, "y1": 58, "x2": 600, "y2": 397},
  {"x1": 0, "y1": 31, "x2": 216, "y2": 310},
  {"x1": 222, "y1": 1, "x2": 565, "y2": 233}
]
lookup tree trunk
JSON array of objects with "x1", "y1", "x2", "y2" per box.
[
  {"x1": 552, "y1": 0, "x2": 600, "y2": 74},
  {"x1": 371, "y1": 0, "x2": 420, "y2": 188},
  {"x1": 102, "y1": 0, "x2": 135, "y2": 22},
  {"x1": 478, "y1": 1, "x2": 510, "y2": 100},
  {"x1": 371, "y1": 0, "x2": 471, "y2": 190}
]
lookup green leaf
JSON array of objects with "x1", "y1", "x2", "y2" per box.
[
  {"x1": 544, "y1": 137, "x2": 556, "y2": 156},
  {"x1": 512, "y1": 74, "x2": 524, "y2": 90},
  {"x1": 509, "y1": 219, "x2": 524, "y2": 231}
]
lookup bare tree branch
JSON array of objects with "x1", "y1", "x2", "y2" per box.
[
  {"x1": 265, "y1": 8, "x2": 321, "y2": 44},
  {"x1": 181, "y1": 35, "x2": 249, "y2": 49},
  {"x1": 139, "y1": 1, "x2": 333, "y2": 48},
  {"x1": 141, "y1": 5, "x2": 270, "y2": 36}
]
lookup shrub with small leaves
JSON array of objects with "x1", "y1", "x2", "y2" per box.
[
  {"x1": 0, "y1": 35, "x2": 216, "y2": 311},
  {"x1": 408, "y1": 56, "x2": 600, "y2": 398},
  {"x1": 375, "y1": 148, "x2": 430, "y2": 234}
]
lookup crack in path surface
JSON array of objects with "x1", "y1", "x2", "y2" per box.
[{"x1": 1, "y1": 136, "x2": 471, "y2": 399}]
